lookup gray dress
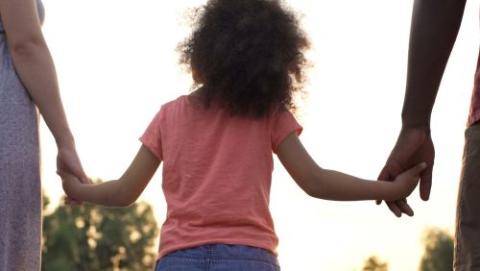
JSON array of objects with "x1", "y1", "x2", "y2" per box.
[{"x1": 0, "y1": 1, "x2": 45, "y2": 270}]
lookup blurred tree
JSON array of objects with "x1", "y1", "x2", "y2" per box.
[
  {"x1": 362, "y1": 256, "x2": 388, "y2": 271},
  {"x1": 419, "y1": 228, "x2": 453, "y2": 271},
  {"x1": 42, "y1": 194, "x2": 159, "y2": 271}
]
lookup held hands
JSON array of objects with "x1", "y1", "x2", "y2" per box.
[
  {"x1": 57, "y1": 147, "x2": 89, "y2": 184},
  {"x1": 57, "y1": 146, "x2": 91, "y2": 204},
  {"x1": 57, "y1": 170, "x2": 86, "y2": 202},
  {"x1": 389, "y1": 162, "x2": 427, "y2": 201},
  {"x1": 378, "y1": 127, "x2": 435, "y2": 217}
]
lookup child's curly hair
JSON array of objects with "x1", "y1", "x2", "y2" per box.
[{"x1": 179, "y1": 0, "x2": 310, "y2": 118}]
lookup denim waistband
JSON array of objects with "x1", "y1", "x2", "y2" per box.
[{"x1": 163, "y1": 244, "x2": 278, "y2": 265}]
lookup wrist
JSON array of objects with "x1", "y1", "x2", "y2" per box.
[
  {"x1": 378, "y1": 181, "x2": 400, "y2": 202},
  {"x1": 55, "y1": 132, "x2": 75, "y2": 150},
  {"x1": 401, "y1": 113, "x2": 431, "y2": 132},
  {"x1": 400, "y1": 123, "x2": 431, "y2": 137}
]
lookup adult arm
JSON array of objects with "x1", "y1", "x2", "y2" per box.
[
  {"x1": 0, "y1": 0, "x2": 87, "y2": 181},
  {"x1": 378, "y1": 0, "x2": 467, "y2": 216}
]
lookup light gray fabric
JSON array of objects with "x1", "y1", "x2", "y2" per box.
[{"x1": 0, "y1": 1, "x2": 45, "y2": 270}]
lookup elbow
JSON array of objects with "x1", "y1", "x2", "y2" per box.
[
  {"x1": 304, "y1": 185, "x2": 326, "y2": 199},
  {"x1": 302, "y1": 170, "x2": 334, "y2": 200},
  {"x1": 301, "y1": 178, "x2": 317, "y2": 198},
  {"x1": 299, "y1": 172, "x2": 325, "y2": 199},
  {"x1": 304, "y1": 187, "x2": 320, "y2": 198},
  {"x1": 113, "y1": 184, "x2": 139, "y2": 207},
  {"x1": 114, "y1": 194, "x2": 137, "y2": 207}
]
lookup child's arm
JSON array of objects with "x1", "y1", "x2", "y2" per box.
[
  {"x1": 60, "y1": 145, "x2": 161, "y2": 207},
  {"x1": 277, "y1": 133, "x2": 426, "y2": 201}
]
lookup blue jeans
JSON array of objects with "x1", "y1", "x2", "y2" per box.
[{"x1": 154, "y1": 244, "x2": 281, "y2": 271}]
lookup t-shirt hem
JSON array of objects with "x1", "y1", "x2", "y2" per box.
[
  {"x1": 139, "y1": 137, "x2": 163, "y2": 160},
  {"x1": 272, "y1": 126, "x2": 303, "y2": 153}
]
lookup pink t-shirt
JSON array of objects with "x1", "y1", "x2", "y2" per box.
[{"x1": 140, "y1": 95, "x2": 302, "y2": 258}]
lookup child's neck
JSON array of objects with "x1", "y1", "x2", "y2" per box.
[
  {"x1": 189, "y1": 86, "x2": 205, "y2": 98},
  {"x1": 188, "y1": 87, "x2": 208, "y2": 109}
]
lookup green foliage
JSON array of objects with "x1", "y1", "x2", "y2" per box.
[
  {"x1": 419, "y1": 228, "x2": 453, "y2": 271},
  {"x1": 362, "y1": 256, "x2": 388, "y2": 271},
  {"x1": 42, "y1": 197, "x2": 159, "y2": 271}
]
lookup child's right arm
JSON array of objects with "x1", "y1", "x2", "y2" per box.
[{"x1": 277, "y1": 133, "x2": 427, "y2": 202}]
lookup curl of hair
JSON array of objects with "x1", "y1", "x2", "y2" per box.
[{"x1": 179, "y1": 0, "x2": 310, "y2": 118}]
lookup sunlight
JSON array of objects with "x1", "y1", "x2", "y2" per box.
[{"x1": 39, "y1": 0, "x2": 478, "y2": 270}]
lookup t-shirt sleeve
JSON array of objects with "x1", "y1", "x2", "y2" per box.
[
  {"x1": 139, "y1": 107, "x2": 164, "y2": 160},
  {"x1": 271, "y1": 109, "x2": 303, "y2": 153}
]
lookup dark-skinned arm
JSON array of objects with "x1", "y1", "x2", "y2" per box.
[
  {"x1": 402, "y1": 0, "x2": 467, "y2": 127},
  {"x1": 378, "y1": 0, "x2": 467, "y2": 217}
]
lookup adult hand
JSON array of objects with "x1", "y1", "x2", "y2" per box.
[
  {"x1": 377, "y1": 126, "x2": 435, "y2": 217},
  {"x1": 57, "y1": 146, "x2": 91, "y2": 205},
  {"x1": 57, "y1": 146, "x2": 89, "y2": 184}
]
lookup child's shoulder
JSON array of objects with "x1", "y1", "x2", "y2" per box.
[
  {"x1": 161, "y1": 95, "x2": 189, "y2": 109},
  {"x1": 154, "y1": 95, "x2": 191, "y2": 117}
]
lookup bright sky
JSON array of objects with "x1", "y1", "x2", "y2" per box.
[{"x1": 39, "y1": 0, "x2": 479, "y2": 270}]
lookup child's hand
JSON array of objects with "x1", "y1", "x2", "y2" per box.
[
  {"x1": 58, "y1": 171, "x2": 85, "y2": 203},
  {"x1": 391, "y1": 162, "x2": 428, "y2": 200}
]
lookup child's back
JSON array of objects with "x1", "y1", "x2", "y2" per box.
[{"x1": 141, "y1": 94, "x2": 301, "y2": 257}]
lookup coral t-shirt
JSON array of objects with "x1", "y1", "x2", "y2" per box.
[{"x1": 140, "y1": 95, "x2": 302, "y2": 258}]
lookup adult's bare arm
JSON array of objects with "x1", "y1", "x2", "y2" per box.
[
  {"x1": 378, "y1": 0, "x2": 467, "y2": 217},
  {"x1": 0, "y1": 0, "x2": 87, "y2": 182}
]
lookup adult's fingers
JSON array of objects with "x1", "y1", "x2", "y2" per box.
[
  {"x1": 64, "y1": 196, "x2": 81, "y2": 206},
  {"x1": 376, "y1": 167, "x2": 391, "y2": 205},
  {"x1": 67, "y1": 159, "x2": 89, "y2": 184},
  {"x1": 419, "y1": 164, "x2": 433, "y2": 201},
  {"x1": 396, "y1": 199, "x2": 414, "y2": 216},
  {"x1": 56, "y1": 170, "x2": 68, "y2": 178},
  {"x1": 84, "y1": 178, "x2": 93, "y2": 184},
  {"x1": 59, "y1": 154, "x2": 89, "y2": 184},
  {"x1": 405, "y1": 162, "x2": 428, "y2": 177},
  {"x1": 386, "y1": 201, "x2": 402, "y2": 217}
]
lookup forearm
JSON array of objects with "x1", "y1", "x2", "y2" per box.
[
  {"x1": 402, "y1": 0, "x2": 466, "y2": 128},
  {"x1": 68, "y1": 179, "x2": 135, "y2": 207},
  {"x1": 10, "y1": 40, "x2": 74, "y2": 148},
  {"x1": 307, "y1": 169, "x2": 397, "y2": 201},
  {"x1": 62, "y1": 146, "x2": 160, "y2": 207}
]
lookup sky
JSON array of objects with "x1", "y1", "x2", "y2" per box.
[{"x1": 39, "y1": 0, "x2": 479, "y2": 270}]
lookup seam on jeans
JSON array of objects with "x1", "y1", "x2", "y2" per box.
[{"x1": 207, "y1": 246, "x2": 212, "y2": 271}]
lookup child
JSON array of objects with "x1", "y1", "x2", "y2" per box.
[{"x1": 59, "y1": 0, "x2": 427, "y2": 270}]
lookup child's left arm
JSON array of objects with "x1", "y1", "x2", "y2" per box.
[{"x1": 59, "y1": 145, "x2": 161, "y2": 207}]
